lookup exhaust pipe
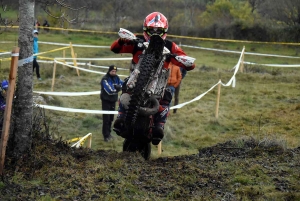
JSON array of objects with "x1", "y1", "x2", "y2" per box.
[{"x1": 138, "y1": 96, "x2": 159, "y2": 116}]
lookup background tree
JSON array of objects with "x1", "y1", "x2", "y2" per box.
[
  {"x1": 0, "y1": 0, "x2": 88, "y2": 158},
  {"x1": 12, "y1": 0, "x2": 35, "y2": 156}
]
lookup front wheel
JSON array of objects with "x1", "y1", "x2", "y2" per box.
[{"x1": 123, "y1": 139, "x2": 151, "y2": 160}]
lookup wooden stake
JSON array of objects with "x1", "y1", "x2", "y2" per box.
[
  {"x1": 215, "y1": 79, "x2": 221, "y2": 119},
  {"x1": 240, "y1": 46, "x2": 245, "y2": 73},
  {"x1": 51, "y1": 61, "x2": 57, "y2": 91},
  {"x1": 62, "y1": 49, "x2": 66, "y2": 68},
  {"x1": 158, "y1": 142, "x2": 162, "y2": 155},
  {"x1": 87, "y1": 133, "x2": 92, "y2": 148},
  {"x1": 88, "y1": 61, "x2": 91, "y2": 69},
  {"x1": 0, "y1": 47, "x2": 19, "y2": 175},
  {"x1": 69, "y1": 42, "x2": 80, "y2": 76}
]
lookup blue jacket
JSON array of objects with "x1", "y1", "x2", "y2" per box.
[
  {"x1": 33, "y1": 37, "x2": 39, "y2": 59},
  {"x1": 100, "y1": 73, "x2": 123, "y2": 102},
  {"x1": 0, "y1": 93, "x2": 5, "y2": 111}
]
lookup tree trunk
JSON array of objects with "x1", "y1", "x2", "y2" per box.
[{"x1": 12, "y1": 0, "x2": 34, "y2": 156}]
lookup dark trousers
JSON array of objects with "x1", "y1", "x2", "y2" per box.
[
  {"x1": 33, "y1": 58, "x2": 40, "y2": 78},
  {"x1": 102, "y1": 100, "x2": 116, "y2": 138},
  {"x1": 173, "y1": 83, "x2": 181, "y2": 113}
]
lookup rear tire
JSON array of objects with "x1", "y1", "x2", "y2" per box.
[{"x1": 123, "y1": 139, "x2": 151, "y2": 160}]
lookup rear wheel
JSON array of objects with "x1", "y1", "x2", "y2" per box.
[{"x1": 123, "y1": 139, "x2": 151, "y2": 160}]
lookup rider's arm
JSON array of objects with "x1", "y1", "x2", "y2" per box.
[
  {"x1": 110, "y1": 39, "x2": 135, "y2": 54},
  {"x1": 168, "y1": 41, "x2": 195, "y2": 71}
]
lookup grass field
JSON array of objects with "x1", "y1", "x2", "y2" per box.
[{"x1": 1, "y1": 29, "x2": 300, "y2": 158}]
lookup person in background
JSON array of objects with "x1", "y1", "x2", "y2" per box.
[
  {"x1": 34, "y1": 19, "x2": 40, "y2": 31},
  {"x1": 100, "y1": 65, "x2": 123, "y2": 142},
  {"x1": 167, "y1": 62, "x2": 182, "y2": 98},
  {"x1": 0, "y1": 80, "x2": 8, "y2": 131},
  {"x1": 0, "y1": 80, "x2": 8, "y2": 111},
  {"x1": 173, "y1": 67, "x2": 187, "y2": 114},
  {"x1": 43, "y1": 20, "x2": 50, "y2": 32},
  {"x1": 33, "y1": 30, "x2": 42, "y2": 80}
]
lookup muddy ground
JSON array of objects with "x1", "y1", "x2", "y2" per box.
[{"x1": 1, "y1": 137, "x2": 300, "y2": 200}]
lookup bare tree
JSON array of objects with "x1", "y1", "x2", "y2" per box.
[
  {"x1": 12, "y1": 0, "x2": 35, "y2": 156},
  {"x1": 181, "y1": 0, "x2": 201, "y2": 35},
  {"x1": 0, "y1": 0, "x2": 18, "y2": 33},
  {"x1": 247, "y1": 0, "x2": 263, "y2": 13},
  {"x1": 4, "y1": 0, "x2": 86, "y2": 157},
  {"x1": 258, "y1": 0, "x2": 300, "y2": 26}
]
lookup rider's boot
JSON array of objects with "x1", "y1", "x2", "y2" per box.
[
  {"x1": 152, "y1": 104, "x2": 169, "y2": 145},
  {"x1": 113, "y1": 102, "x2": 127, "y2": 137},
  {"x1": 152, "y1": 88, "x2": 172, "y2": 145}
]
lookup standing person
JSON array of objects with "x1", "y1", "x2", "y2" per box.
[
  {"x1": 167, "y1": 62, "x2": 182, "y2": 97},
  {"x1": 100, "y1": 65, "x2": 123, "y2": 142},
  {"x1": 0, "y1": 80, "x2": 8, "y2": 111},
  {"x1": 0, "y1": 80, "x2": 8, "y2": 130},
  {"x1": 111, "y1": 12, "x2": 195, "y2": 145},
  {"x1": 173, "y1": 67, "x2": 187, "y2": 114},
  {"x1": 33, "y1": 30, "x2": 42, "y2": 80},
  {"x1": 43, "y1": 20, "x2": 50, "y2": 32}
]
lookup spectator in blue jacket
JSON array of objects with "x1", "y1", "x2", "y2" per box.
[
  {"x1": 0, "y1": 80, "x2": 8, "y2": 111},
  {"x1": 100, "y1": 65, "x2": 123, "y2": 142},
  {"x1": 33, "y1": 30, "x2": 41, "y2": 80},
  {"x1": 0, "y1": 80, "x2": 8, "y2": 131}
]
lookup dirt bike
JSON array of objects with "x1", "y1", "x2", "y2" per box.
[{"x1": 114, "y1": 28, "x2": 195, "y2": 160}]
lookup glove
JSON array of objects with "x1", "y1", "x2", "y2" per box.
[
  {"x1": 114, "y1": 84, "x2": 122, "y2": 92},
  {"x1": 118, "y1": 38, "x2": 132, "y2": 45},
  {"x1": 0, "y1": 104, "x2": 5, "y2": 111}
]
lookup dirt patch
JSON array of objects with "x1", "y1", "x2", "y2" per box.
[{"x1": 1, "y1": 137, "x2": 300, "y2": 200}]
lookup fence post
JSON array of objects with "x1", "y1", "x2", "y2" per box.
[
  {"x1": 51, "y1": 61, "x2": 57, "y2": 91},
  {"x1": 0, "y1": 47, "x2": 19, "y2": 175},
  {"x1": 240, "y1": 46, "x2": 245, "y2": 73},
  {"x1": 215, "y1": 79, "x2": 221, "y2": 119},
  {"x1": 158, "y1": 142, "x2": 162, "y2": 155},
  {"x1": 62, "y1": 49, "x2": 66, "y2": 68},
  {"x1": 87, "y1": 133, "x2": 92, "y2": 148},
  {"x1": 69, "y1": 42, "x2": 80, "y2": 76}
]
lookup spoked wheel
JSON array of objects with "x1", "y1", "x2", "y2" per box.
[{"x1": 123, "y1": 139, "x2": 151, "y2": 160}]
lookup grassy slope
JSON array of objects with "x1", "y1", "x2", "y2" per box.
[
  {"x1": 1, "y1": 28, "x2": 300, "y2": 201},
  {"x1": 1, "y1": 30, "x2": 300, "y2": 159}
]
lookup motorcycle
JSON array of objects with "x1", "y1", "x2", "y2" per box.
[{"x1": 114, "y1": 28, "x2": 195, "y2": 160}]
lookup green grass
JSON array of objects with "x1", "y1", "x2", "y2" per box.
[{"x1": 1, "y1": 30, "x2": 300, "y2": 158}]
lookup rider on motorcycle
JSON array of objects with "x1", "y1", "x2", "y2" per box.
[{"x1": 111, "y1": 12, "x2": 195, "y2": 145}]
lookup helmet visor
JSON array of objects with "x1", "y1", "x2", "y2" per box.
[{"x1": 146, "y1": 27, "x2": 165, "y2": 37}]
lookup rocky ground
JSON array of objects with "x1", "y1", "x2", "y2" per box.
[{"x1": 1, "y1": 137, "x2": 300, "y2": 201}]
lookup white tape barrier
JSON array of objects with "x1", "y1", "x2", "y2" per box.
[
  {"x1": 87, "y1": 63, "x2": 128, "y2": 70},
  {"x1": 181, "y1": 44, "x2": 300, "y2": 59},
  {"x1": 39, "y1": 41, "x2": 110, "y2": 48},
  {"x1": 55, "y1": 57, "x2": 132, "y2": 61},
  {"x1": 38, "y1": 60, "x2": 87, "y2": 65},
  {"x1": 39, "y1": 48, "x2": 244, "y2": 113},
  {"x1": 0, "y1": 52, "x2": 10, "y2": 55},
  {"x1": 171, "y1": 47, "x2": 245, "y2": 109},
  {"x1": 55, "y1": 60, "x2": 128, "y2": 77},
  {"x1": 33, "y1": 91, "x2": 100, "y2": 96},
  {"x1": 35, "y1": 48, "x2": 245, "y2": 113},
  {"x1": 37, "y1": 104, "x2": 118, "y2": 114},
  {"x1": 244, "y1": 61, "x2": 300, "y2": 67},
  {"x1": 71, "y1": 133, "x2": 92, "y2": 148}
]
